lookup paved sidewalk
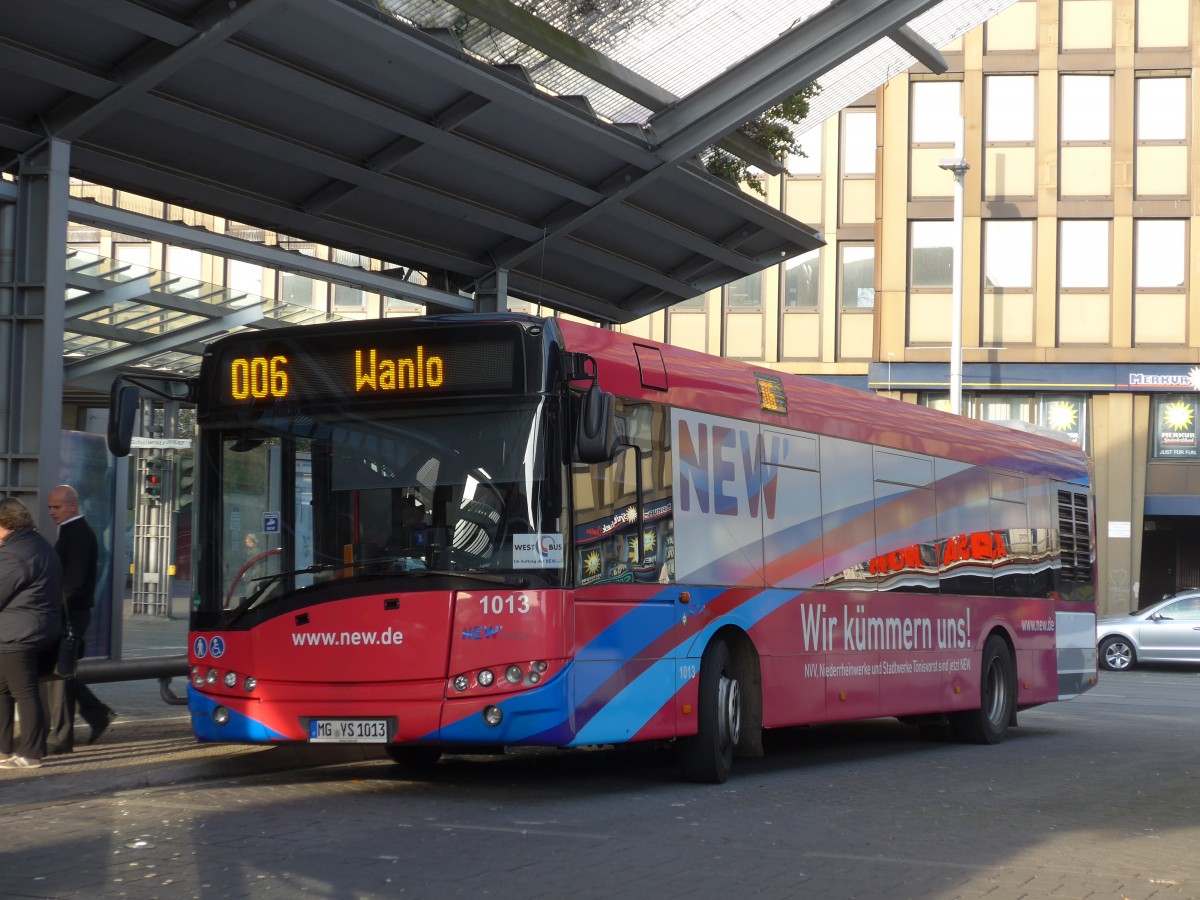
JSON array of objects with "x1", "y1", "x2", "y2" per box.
[{"x1": 3, "y1": 587, "x2": 383, "y2": 804}]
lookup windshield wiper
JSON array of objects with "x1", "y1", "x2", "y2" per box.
[{"x1": 226, "y1": 563, "x2": 340, "y2": 624}]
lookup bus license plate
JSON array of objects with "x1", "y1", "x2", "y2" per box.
[{"x1": 308, "y1": 719, "x2": 389, "y2": 743}]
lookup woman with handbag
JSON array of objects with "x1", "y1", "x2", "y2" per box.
[{"x1": 0, "y1": 497, "x2": 63, "y2": 770}]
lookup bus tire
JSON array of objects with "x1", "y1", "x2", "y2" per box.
[
  {"x1": 385, "y1": 745, "x2": 443, "y2": 768},
  {"x1": 951, "y1": 635, "x2": 1014, "y2": 745},
  {"x1": 679, "y1": 639, "x2": 740, "y2": 784}
]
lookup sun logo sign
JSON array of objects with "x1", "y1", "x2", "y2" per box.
[{"x1": 1162, "y1": 401, "x2": 1194, "y2": 432}]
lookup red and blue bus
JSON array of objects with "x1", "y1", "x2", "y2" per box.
[{"x1": 121, "y1": 313, "x2": 1097, "y2": 782}]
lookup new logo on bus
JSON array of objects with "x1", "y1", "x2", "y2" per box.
[{"x1": 676, "y1": 419, "x2": 781, "y2": 519}]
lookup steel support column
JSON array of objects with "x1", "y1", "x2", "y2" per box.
[{"x1": 0, "y1": 138, "x2": 68, "y2": 528}]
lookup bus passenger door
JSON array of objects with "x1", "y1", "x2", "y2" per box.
[{"x1": 570, "y1": 438, "x2": 679, "y2": 745}]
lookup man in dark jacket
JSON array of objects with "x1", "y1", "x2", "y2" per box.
[
  {"x1": 0, "y1": 496, "x2": 63, "y2": 769},
  {"x1": 43, "y1": 485, "x2": 116, "y2": 753}
]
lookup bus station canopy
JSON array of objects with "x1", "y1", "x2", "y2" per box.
[{"x1": 0, "y1": 0, "x2": 1013, "y2": 379}]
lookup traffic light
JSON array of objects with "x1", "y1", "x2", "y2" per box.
[
  {"x1": 176, "y1": 457, "x2": 195, "y2": 512},
  {"x1": 144, "y1": 458, "x2": 163, "y2": 503}
]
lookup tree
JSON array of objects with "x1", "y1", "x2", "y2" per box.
[{"x1": 701, "y1": 84, "x2": 822, "y2": 195}]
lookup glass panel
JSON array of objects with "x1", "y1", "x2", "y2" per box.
[
  {"x1": 980, "y1": 395, "x2": 1030, "y2": 423},
  {"x1": 1038, "y1": 395, "x2": 1086, "y2": 448},
  {"x1": 788, "y1": 123, "x2": 822, "y2": 175},
  {"x1": 228, "y1": 260, "x2": 265, "y2": 298},
  {"x1": 1136, "y1": 220, "x2": 1187, "y2": 288},
  {"x1": 166, "y1": 246, "x2": 203, "y2": 281},
  {"x1": 984, "y1": 220, "x2": 1034, "y2": 289},
  {"x1": 114, "y1": 243, "x2": 151, "y2": 268},
  {"x1": 280, "y1": 271, "x2": 317, "y2": 307},
  {"x1": 1137, "y1": 78, "x2": 1187, "y2": 141},
  {"x1": 910, "y1": 221, "x2": 954, "y2": 288},
  {"x1": 843, "y1": 110, "x2": 877, "y2": 175},
  {"x1": 1153, "y1": 395, "x2": 1200, "y2": 458},
  {"x1": 1061, "y1": 76, "x2": 1111, "y2": 141},
  {"x1": 726, "y1": 272, "x2": 762, "y2": 309},
  {"x1": 840, "y1": 244, "x2": 875, "y2": 309},
  {"x1": 1060, "y1": 221, "x2": 1110, "y2": 288},
  {"x1": 986, "y1": 76, "x2": 1035, "y2": 142},
  {"x1": 911, "y1": 82, "x2": 962, "y2": 144},
  {"x1": 783, "y1": 249, "x2": 820, "y2": 308}
]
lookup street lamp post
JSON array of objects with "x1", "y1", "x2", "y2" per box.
[{"x1": 938, "y1": 155, "x2": 969, "y2": 416}]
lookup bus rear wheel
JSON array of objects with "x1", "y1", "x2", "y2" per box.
[
  {"x1": 951, "y1": 635, "x2": 1014, "y2": 744},
  {"x1": 679, "y1": 639, "x2": 741, "y2": 784}
]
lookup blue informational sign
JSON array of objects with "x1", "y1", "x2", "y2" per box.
[{"x1": 263, "y1": 512, "x2": 280, "y2": 533}]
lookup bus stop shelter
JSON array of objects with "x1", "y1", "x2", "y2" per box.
[{"x1": 0, "y1": 0, "x2": 1011, "y2": 667}]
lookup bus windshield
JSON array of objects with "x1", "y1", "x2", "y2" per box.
[{"x1": 205, "y1": 398, "x2": 565, "y2": 622}]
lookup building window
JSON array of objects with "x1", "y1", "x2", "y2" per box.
[
  {"x1": 783, "y1": 249, "x2": 819, "y2": 308},
  {"x1": 839, "y1": 243, "x2": 875, "y2": 309},
  {"x1": 910, "y1": 221, "x2": 954, "y2": 289},
  {"x1": 921, "y1": 393, "x2": 1087, "y2": 450},
  {"x1": 1136, "y1": 76, "x2": 1188, "y2": 198},
  {"x1": 984, "y1": 220, "x2": 1035, "y2": 289},
  {"x1": 726, "y1": 272, "x2": 763, "y2": 309},
  {"x1": 1059, "y1": 221, "x2": 1110, "y2": 289},
  {"x1": 1152, "y1": 395, "x2": 1200, "y2": 458},
  {"x1": 984, "y1": 75, "x2": 1037, "y2": 199},
  {"x1": 1060, "y1": 75, "x2": 1113, "y2": 197}
]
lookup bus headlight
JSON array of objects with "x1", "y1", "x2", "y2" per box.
[
  {"x1": 223, "y1": 671, "x2": 238, "y2": 688},
  {"x1": 482, "y1": 705, "x2": 502, "y2": 726},
  {"x1": 452, "y1": 674, "x2": 470, "y2": 692},
  {"x1": 205, "y1": 668, "x2": 219, "y2": 685},
  {"x1": 504, "y1": 665, "x2": 522, "y2": 684},
  {"x1": 212, "y1": 706, "x2": 231, "y2": 725},
  {"x1": 243, "y1": 676, "x2": 257, "y2": 692},
  {"x1": 532, "y1": 660, "x2": 548, "y2": 673},
  {"x1": 477, "y1": 669, "x2": 495, "y2": 688}
]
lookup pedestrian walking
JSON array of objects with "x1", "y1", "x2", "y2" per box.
[
  {"x1": 42, "y1": 485, "x2": 116, "y2": 753},
  {"x1": 0, "y1": 497, "x2": 63, "y2": 770}
]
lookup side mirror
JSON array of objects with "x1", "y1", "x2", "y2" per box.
[
  {"x1": 107, "y1": 381, "x2": 139, "y2": 457},
  {"x1": 576, "y1": 383, "x2": 616, "y2": 463}
]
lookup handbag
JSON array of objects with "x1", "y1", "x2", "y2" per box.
[
  {"x1": 52, "y1": 619, "x2": 80, "y2": 680},
  {"x1": 37, "y1": 610, "x2": 79, "y2": 681}
]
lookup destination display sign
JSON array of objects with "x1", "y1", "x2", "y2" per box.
[{"x1": 206, "y1": 326, "x2": 524, "y2": 409}]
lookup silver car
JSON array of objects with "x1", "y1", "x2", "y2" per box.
[{"x1": 1097, "y1": 590, "x2": 1200, "y2": 671}]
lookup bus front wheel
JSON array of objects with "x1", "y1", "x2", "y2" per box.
[
  {"x1": 679, "y1": 639, "x2": 741, "y2": 784},
  {"x1": 951, "y1": 635, "x2": 1015, "y2": 745}
]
